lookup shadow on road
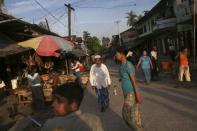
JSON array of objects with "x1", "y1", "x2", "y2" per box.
[
  {"x1": 80, "y1": 88, "x2": 130, "y2": 131},
  {"x1": 160, "y1": 87, "x2": 197, "y2": 100},
  {"x1": 141, "y1": 86, "x2": 197, "y2": 122}
]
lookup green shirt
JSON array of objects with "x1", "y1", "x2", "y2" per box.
[
  {"x1": 42, "y1": 110, "x2": 103, "y2": 131},
  {"x1": 119, "y1": 60, "x2": 135, "y2": 96}
]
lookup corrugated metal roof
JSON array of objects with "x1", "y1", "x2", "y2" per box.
[{"x1": 0, "y1": 33, "x2": 31, "y2": 57}]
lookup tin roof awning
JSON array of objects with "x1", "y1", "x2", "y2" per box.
[{"x1": 0, "y1": 33, "x2": 31, "y2": 57}]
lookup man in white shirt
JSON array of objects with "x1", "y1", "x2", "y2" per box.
[
  {"x1": 89, "y1": 55, "x2": 111, "y2": 112},
  {"x1": 0, "y1": 79, "x2": 5, "y2": 89}
]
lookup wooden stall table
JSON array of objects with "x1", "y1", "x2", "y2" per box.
[
  {"x1": 43, "y1": 88, "x2": 53, "y2": 102},
  {"x1": 14, "y1": 89, "x2": 32, "y2": 105},
  {"x1": 58, "y1": 75, "x2": 76, "y2": 85},
  {"x1": 40, "y1": 74, "x2": 53, "y2": 102}
]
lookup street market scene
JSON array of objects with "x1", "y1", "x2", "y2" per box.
[{"x1": 0, "y1": 0, "x2": 197, "y2": 131}]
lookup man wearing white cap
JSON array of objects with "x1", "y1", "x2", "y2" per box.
[{"x1": 89, "y1": 55, "x2": 111, "y2": 112}]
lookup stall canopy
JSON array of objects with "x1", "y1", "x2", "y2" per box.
[
  {"x1": 72, "y1": 48, "x2": 87, "y2": 57},
  {"x1": 0, "y1": 33, "x2": 30, "y2": 58},
  {"x1": 18, "y1": 35, "x2": 74, "y2": 57}
]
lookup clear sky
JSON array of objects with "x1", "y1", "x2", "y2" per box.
[{"x1": 5, "y1": 0, "x2": 160, "y2": 38}]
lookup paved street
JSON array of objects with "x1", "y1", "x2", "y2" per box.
[{"x1": 80, "y1": 60, "x2": 197, "y2": 131}]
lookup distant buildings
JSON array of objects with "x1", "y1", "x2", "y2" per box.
[{"x1": 118, "y1": 0, "x2": 196, "y2": 57}]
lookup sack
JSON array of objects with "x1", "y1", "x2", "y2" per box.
[
  {"x1": 126, "y1": 61, "x2": 142, "y2": 104},
  {"x1": 134, "y1": 89, "x2": 142, "y2": 104}
]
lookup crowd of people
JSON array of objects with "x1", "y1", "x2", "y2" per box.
[
  {"x1": 125, "y1": 46, "x2": 192, "y2": 88},
  {"x1": 41, "y1": 51, "x2": 143, "y2": 131},
  {"x1": 0, "y1": 45, "x2": 193, "y2": 131}
]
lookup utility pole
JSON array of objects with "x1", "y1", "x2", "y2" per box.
[
  {"x1": 115, "y1": 20, "x2": 121, "y2": 46},
  {"x1": 45, "y1": 18, "x2": 50, "y2": 31},
  {"x1": 65, "y1": 3, "x2": 75, "y2": 40},
  {"x1": 193, "y1": 0, "x2": 196, "y2": 66}
]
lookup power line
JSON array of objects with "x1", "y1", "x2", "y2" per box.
[
  {"x1": 76, "y1": 5, "x2": 136, "y2": 9},
  {"x1": 34, "y1": 7, "x2": 65, "y2": 21},
  {"x1": 46, "y1": 8, "x2": 68, "y2": 26},
  {"x1": 33, "y1": 0, "x2": 66, "y2": 27},
  {"x1": 72, "y1": 0, "x2": 92, "y2": 6},
  {"x1": 50, "y1": 12, "x2": 67, "y2": 26},
  {"x1": 75, "y1": 2, "x2": 136, "y2": 9}
]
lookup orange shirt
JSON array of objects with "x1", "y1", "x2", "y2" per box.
[{"x1": 179, "y1": 53, "x2": 188, "y2": 66}]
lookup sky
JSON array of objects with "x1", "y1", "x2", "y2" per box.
[{"x1": 4, "y1": 0, "x2": 160, "y2": 39}]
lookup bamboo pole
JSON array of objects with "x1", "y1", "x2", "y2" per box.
[{"x1": 193, "y1": 0, "x2": 196, "y2": 66}]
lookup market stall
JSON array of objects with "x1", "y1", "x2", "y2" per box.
[{"x1": 15, "y1": 35, "x2": 89, "y2": 105}]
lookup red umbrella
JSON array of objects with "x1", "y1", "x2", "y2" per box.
[
  {"x1": 36, "y1": 36, "x2": 60, "y2": 57},
  {"x1": 18, "y1": 35, "x2": 74, "y2": 57}
]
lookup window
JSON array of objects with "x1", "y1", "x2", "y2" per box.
[
  {"x1": 185, "y1": 8, "x2": 189, "y2": 15},
  {"x1": 143, "y1": 25, "x2": 147, "y2": 33}
]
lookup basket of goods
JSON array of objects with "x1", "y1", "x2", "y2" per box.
[
  {"x1": 44, "y1": 83, "x2": 53, "y2": 89},
  {"x1": 40, "y1": 74, "x2": 49, "y2": 81},
  {"x1": 81, "y1": 76, "x2": 89, "y2": 85},
  {"x1": 43, "y1": 88, "x2": 53, "y2": 101},
  {"x1": 67, "y1": 75, "x2": 77, "y2": 82},
  {"x1": 58, "y1": 75, "x2": 69, "y2": 84}
]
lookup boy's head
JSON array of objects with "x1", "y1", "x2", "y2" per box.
[
  {"x1": 115, "y1": 47, "x2": 127, "y2": 61},
  {"x1": 52, "y1": 83, "x2": 84, "y2": 116}
]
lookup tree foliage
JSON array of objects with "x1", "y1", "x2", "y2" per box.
[
  {"x1": 126, "y1": 11, "x2": 143, "y2": 27},
  {"x1": 0, "y1": 0, "x2": 4, "y2": 6},
  {"x1": 0, "y1": 0, "x2": 5, "y2": 12},
  {"x1": 102, "y1": 37, "x2": 110, "y2": 48},
  {"x1": 83, "y1": 31, "x2": 102, "y2": 54},
  {"x1": 38, "y1": 21, "x2": 49, "y2": 30}
]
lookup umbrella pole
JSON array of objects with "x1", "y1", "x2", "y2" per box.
[
  {"x1": 67, "y1": 59, "x2": 69, "y2": 75},
  {"x1": 65, "y1": 59, "x2": 68, "y2": 75}
]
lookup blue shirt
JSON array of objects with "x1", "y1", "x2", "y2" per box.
[
  {"x1": 139, "y1": 56, "x2": 151, "y2": 69},
  {"x1": 119, "y1": 60, "x2": 135, "y2": 96}
]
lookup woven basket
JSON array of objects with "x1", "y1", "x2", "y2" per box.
[
  {"x1": 58, "y1": 75, "x2": 69, "y2": 84},
  {"x1": 81, "y1": 76, "x2": 89, "y2": 85},
  {"x1": 40, "y1": 74, "x2": 49, "y2": 81}
]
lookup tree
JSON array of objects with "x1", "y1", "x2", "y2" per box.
[
  {"x1": 0, "y1": 0, "x2": 5, "y2": 12},
  {"x1": 102, "y1": 37, "x2": 110, "y2": 48},
  {"x1": 82, "y1": 31, "x2": 102, "y2": 53},
  {"x1": 138, "y1": 15, "x2": 143, "y2": 20},
  {"x1": 126, "y1": 11, "x2": 138, "y2": 27},
  {"x1": 0, "y1": 0, "x2": 4, "y2": 7},
  {"x1": 38, "y1": 21, "x2": 49, "y2": 30},
  {"x1": 83, "y1": 31, "x2": 91, "y2": 41}
]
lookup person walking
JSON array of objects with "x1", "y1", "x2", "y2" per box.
[
  {"x1": 89, "y1": 55, "x2": 111, "y2": 112},
  {"x1": 115, "y1": 48, "x2": 142, "y2": 131},
  {"x1": 176, "y1": 47, "x2": 191, "y2": 88},
  {"x1": 72, "y1": 58, "x2": 82, "y2": 86},
  {"x1": 169, "y1": 43, "x2": 176, "y2": 61},
  {"x1": 126, "y1": 50, "x2": 137, "y2": 65},
  {"x1": 137, "y1": 50, "x2": 153, "y2": 85},
  {"x1": 150, "y1": 47, "x2": 159, "y2": 81}
]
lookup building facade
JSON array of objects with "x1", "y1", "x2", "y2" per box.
[{"x1": 121, "y1": 0, "x2": 196, "y2": 58}]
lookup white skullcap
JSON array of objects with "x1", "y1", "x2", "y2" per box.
[
  {"x1": 126, "y1": 51, "x2": 133, "y2": 57},
  {"x1": 94, "y1": 55, "x2": 101, "y2": 59}
]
